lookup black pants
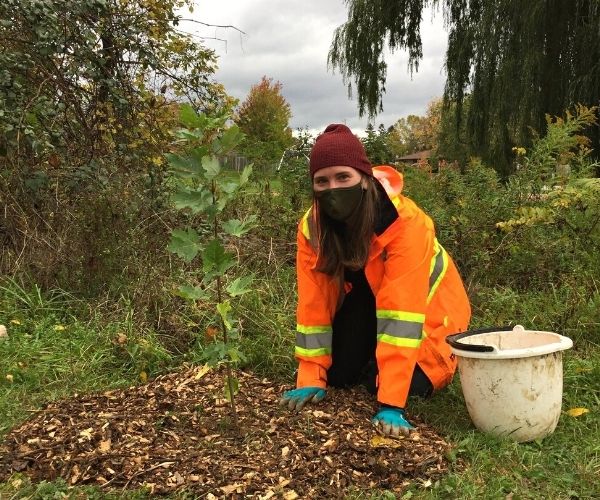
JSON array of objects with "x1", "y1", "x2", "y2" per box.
[{"x1": 327, "y1": 268, "x2": 433, "y2": 399}]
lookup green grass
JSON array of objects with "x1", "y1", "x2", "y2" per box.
[{"x1": 0, "y1": 280, "x2": 173, "y2": 439}]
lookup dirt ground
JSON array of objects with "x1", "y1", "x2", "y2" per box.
[{"x1": 0, "y1": 365, "x2": 457, "y2": 497}]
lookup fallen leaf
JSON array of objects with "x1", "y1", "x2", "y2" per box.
[
  {"x1": 321, "y1": 438, "x2": 338, "y2": 452},
  {"x1": 168, "y1": 471, "x2": 184, "y2": 486},
  {"x1": 206, "y1": 326, "x2": 219, "y2": 339},
  {"x1": 53, "y1": 325, "x2": 65, "y2": 331},
  {"x1": 70, "y1": 464, "x2": 81, "y2": 484},
  {"x1": 98, "y1": 439, "x2": 111, "y2": 452},
  {"x1": 48, "y1": 153, "x2": 61, "y2": 168},
  {"x1": 11, "y1": 460, "x2": 27, "y2": 472},
  {"x1": 281, "y1": 446, "x2": 290, "y2": 458},
  {"x1": 370, "y1": 435, "x2": 404, "y2": 448},
  {"x1": 9, "y1": 319, "x2": 21, "y2": 325},
  {"x1": 566, "y1": 407, "x2": 590, "y2": 417},
  {"x1": 575, "y1": 367, "x2": 592, "y2": 373},
  {"x1": 283, "y1": 490, "x2": 299, "y2": 500},
  {"x1": 116, "y1": 333, "x2": 128, "y2": 345},
  {"x1": 220, "y1": 484, "x2": 243, "y2": 494},
  {"x1": 139, "y1": 371, "x2": 148, "y2": 383},
  {"x1": 195, "y1": 364, "x2": 211, "y2": 380},
  {"x1": 6, "y1": 374, "x2": 14, "y2": 383},
  {"x1": 158, "y1": 461, "x2": 176, "y2": 468},
  {"x1": 79, "y1": 428, "x2": 93, "y2": 440}
]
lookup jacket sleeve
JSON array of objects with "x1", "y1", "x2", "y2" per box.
[
  {"x1": 375, "y1": 208, "x2": 435, "y2": 408},
  {"x1": 295, "y1": 224, "x2": 337, "y2": 389}
]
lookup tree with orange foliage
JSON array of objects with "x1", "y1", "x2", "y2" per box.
[
  {"x1": 387, "y1": 98, "x2": 443, "y2": 157},
  {"x1": 235, "y1": 76, "x2": 293, "y2": 171}
]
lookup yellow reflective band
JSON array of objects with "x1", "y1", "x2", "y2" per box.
[
  {"x1": 301, "y1": 216, "x2": 310, "y2": 239},
  {"x1": 376, "y1": 310, "x2": 425, "y2": 324},
  {"x1": 300, "y1": 207, "x2": 313, "y2": 240},
  {"x1": 428, "y1": 245, "x2": 449, "y2": 303},
  {"x1": 430, "y1": 239, "x2": 441, "y2": 274},
  {"x1": 296, "y1": 324, "x2": 332, "y2": 334},
  {"x1": 295, "y1": 346, "x2": 332, "y2": 357},
  {"x1": 377, "y1": 333, "x2": 423, "y2": 348}
]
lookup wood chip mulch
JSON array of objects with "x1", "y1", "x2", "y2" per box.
[{"x1": 0, "y1": 365, "x2": 457, "y2": 497}]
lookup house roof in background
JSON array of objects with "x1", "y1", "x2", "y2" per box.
[{"x1": 397, "y1": 150, "x2": 432, "y2": 161}]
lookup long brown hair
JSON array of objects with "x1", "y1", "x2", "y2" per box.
[{"x1": 315, "y1": 175, "x2": 379, "y2": 277}]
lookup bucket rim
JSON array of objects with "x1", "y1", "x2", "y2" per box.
[{"x1": 446, "y1": 325, "x2": 573, "y2": 359}]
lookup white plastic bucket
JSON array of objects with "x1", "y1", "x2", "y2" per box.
[{"x1": 446, "y1": 325, "x2": 573, "y2": 442}]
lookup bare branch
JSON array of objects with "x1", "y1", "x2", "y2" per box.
[
  {"x1": 172, "y1": 27, "x2": 228, "y2": 45},
  {"x1": 176, "y1": 18, "x2": 246, "y2": 35}
]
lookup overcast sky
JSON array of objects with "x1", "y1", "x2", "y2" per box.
[{"x1": 182, "y1": 1, "x2": 447, "y2": 134}]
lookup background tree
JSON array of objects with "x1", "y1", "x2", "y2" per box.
[
  {"x1": 235, "y1": 76, "x2": 293, "y2": 172},
  {"x1": 361, "y1": 123, "x2": 391, "y2": 164},
  {"x1": 329, "y1": 0, "x2": 600, "y2": 176},
  {"x1": 0, "y1": 0, "x2": 233, "y2": 312},
  {"x1": 387, "y1": 98, "x2": 443, "y2": 158}
]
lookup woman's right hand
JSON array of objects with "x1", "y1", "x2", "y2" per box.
[{"x1": 279, "y1": 387, "x2": 326, "y2": 411}]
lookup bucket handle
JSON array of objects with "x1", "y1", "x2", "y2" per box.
[{"x1": 446, "y1": 326, "x2": 514, "y2": 352}]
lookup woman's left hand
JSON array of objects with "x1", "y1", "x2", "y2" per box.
[{"x1": 372, "y1": 407, "x2": 414, "y2": 436}]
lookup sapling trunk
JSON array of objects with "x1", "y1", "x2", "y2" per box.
[{"x1": 212, "y1": 180, "x2": 239, "y2": 427}]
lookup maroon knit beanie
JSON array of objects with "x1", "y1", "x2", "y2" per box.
[{"x1": 309, "y1": 124, "x2": 372, "y2": 178}]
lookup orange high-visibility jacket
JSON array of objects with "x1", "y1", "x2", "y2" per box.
[{"x1": 295, "y1": 166, "x2": 471, "y2": 408}]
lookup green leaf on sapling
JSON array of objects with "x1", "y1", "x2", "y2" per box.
[
  {"x1": 220, "y1": 179, "x2": 240, "y2": 195},
  {"x1": 172, "y1": 188, "x2": 211, "y2": 213},
  {"x1": 225, "y1": 275, "x2": 254, "y2": 297},
  {"x1": 217, "y1": 300, "x2": 232, "y2": 330},
  {"x1": 239, "y1": 165, "x2": 253, "y2": 186},
  {"x1": 202, "y1": 155, "x2": 221, "y2": 179},
  {"x1": 165, "y1": 152, "x2": 190, "y2": 171},
  {"x1": 202, "y1": 239, "x2": 236, "y2": 275},
  {"x1": 227, "y1": 346, "x2": 247, "y2": 363},
  {"x1": 179, "y1": 103, "x2": 204, "y2": 129},
  {"x1": 175, "y1": 285, "x2": 208, "y2": 301},
  {"x1": 173, "y1": 128, "x2": 202, "y2": 141},
  {"x1": 168, "y1": 228, "x2": 201, "y2": 262},
  {"x1": 222, "y1": 216, "x2": 257, "y2": 237},
  {"x1": 165, "y1": 152, "x2": 202, "y2": 177},
  {"x1": 212, "y1": 125, "x2": 244, "y2": 154}
]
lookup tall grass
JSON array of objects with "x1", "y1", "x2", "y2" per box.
[{"x1": 0, "y1": 278, "x2": 173, "y2": 438}]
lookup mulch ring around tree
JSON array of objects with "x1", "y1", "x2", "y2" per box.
[{"x1": 0, "y1": 365, "x2": 459, "y2": 497}]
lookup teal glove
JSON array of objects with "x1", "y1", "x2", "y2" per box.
[
  {"x1": 280, "y1": 387, "x2": 326, "y2": 411},
  {"x1": 372, "y1": 407, "x2": 414, "y2": 437}
]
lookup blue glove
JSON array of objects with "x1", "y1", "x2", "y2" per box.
[
  {"x1": 372, "y1": 407, "x2": 414, "y2": 437},
  {"x1": 280, "y1": 387, "x2": 326, "y2": 411}
]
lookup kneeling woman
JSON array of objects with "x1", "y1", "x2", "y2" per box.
[{"x1": 280, "y1": 124, "x2": 471, "y2": 436}]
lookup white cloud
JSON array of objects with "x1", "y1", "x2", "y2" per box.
[{"x1": 183, "y1": 1, "x2": 448, "y2": 134}]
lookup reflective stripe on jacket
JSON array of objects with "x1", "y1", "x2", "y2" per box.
[{"x1": 295, "y1": 166, "x2": 471, "y2": 408}]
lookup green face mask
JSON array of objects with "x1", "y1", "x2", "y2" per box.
[{"x1": 314, "y1": 183, "x2": 364, "y2": 221}]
